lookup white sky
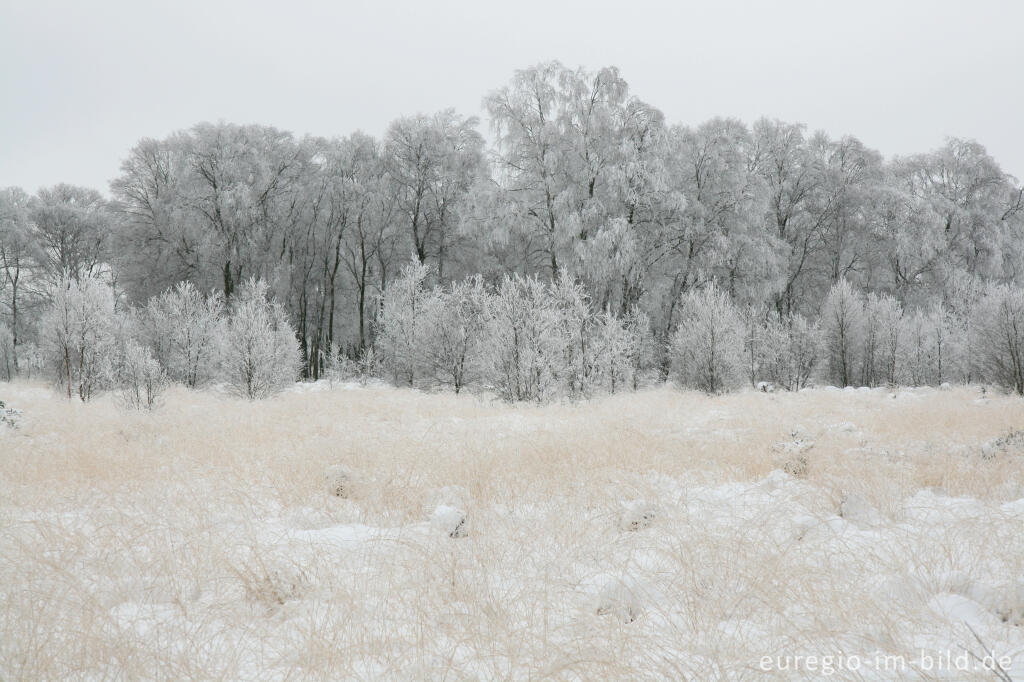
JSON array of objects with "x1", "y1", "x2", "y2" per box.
[{"x1": 2, "y1": 0, "x2": 1022, "y2": 193}]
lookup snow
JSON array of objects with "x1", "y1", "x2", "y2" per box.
[{"x1": 430, "y1": 505, "x2": 468, "y2": 538}]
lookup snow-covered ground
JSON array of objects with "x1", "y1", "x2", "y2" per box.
[{"x1": 2, "y1": 382, "x2": 1023, "y2": 679}]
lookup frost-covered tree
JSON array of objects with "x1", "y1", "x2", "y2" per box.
[
  {"x1": 972, "y1": 284, "x2": 1024, "y2": 394},
  {"x1": 670, "y1": 283, "x2": 744, "y2": 393},
  {"x1": 482, "y1": 61, "x2": 669, "y2": 291},
  {"x1": 383, "y1": 110, "x2": 486, "y2": 280},
  {"x1": 419, "y1": 275, "x2": 488, "y2": 393},
  {"x1": 592, "y1": 309, "x2": 652, "y2": 393},
  {"x1": 116, "y1": 340, "x2": 167, "y2": 410},
  {"x1": 895, "y1": 139, "x2": 1023, "y2": 288},
  {"x1": 42, "y1": 276, "x2": 119, "y2": 401},
  {"x1": 484, "y1": 274, "x2": 564, "y2": 402},
  {"x1": 138, "y1": 281, "x2": 224, "y2": 387},
  {"x1": 0, "y1": 187, "x2": 42, "y2": 376},
  {"x1": 219, "y1": 279, "x2": 301, "y2": 399},
  {"x1": 821, "y1": 279, "x2": 864, "y2": 387},
  {"x1": 377, "y1": 259, "x2": 430, "y2": 386},
  {"x1": 31, "y1": 185, "x2": 112, "y2": 285},
  {"x1": 745, "y1": 312, "x2": 823, "y2": 391},
  {"x1": 860, "y1": 293, "x2": 902, "y2": 386},
  {"x1": 776, "y1": 314, "x2": 823, "y2": 391},
  {"x1": 899, "y1": 304, "x2": 957, "y2": 386},
  {"x1": 0, "y1": 322, "x2": 13, "y2": 381},
  {"x1": 551, "y1": 273, "x2": 596, "y2": 398},
  {"x1": 625, "y1": 309, "x2": 656, "y2": 390},
  {"x1": 663, "y1": 119, "x2": 775, "y2": 309}
]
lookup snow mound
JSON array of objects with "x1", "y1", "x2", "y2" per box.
[
  {"x1": 837, "y1": 492, "x2": 884, "y2": 528},
  {"x1": 591, "y1": 575, "x2": 652, "y2": 623},
  {"x1": 430, "y1": 505, "x2": 467, "y2": 538},
  {"x1": 963, "y1": 581, "x2": 1024, "y2": 626},
  {"x1": 928, "y1": 593, "x2": 1001, "y2": 630},
  {"x1": 618, "y1": 500, "x2": 657, "y2": 532}
]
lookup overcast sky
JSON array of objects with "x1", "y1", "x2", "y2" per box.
[{"x1": 2, "y1": 0, "x2": 1021, "y2": 193}]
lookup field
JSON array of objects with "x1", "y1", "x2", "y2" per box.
[{"x1": 2, "y1": 381, "x2": 1023, "y2": 680}]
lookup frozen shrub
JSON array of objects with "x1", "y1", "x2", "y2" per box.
[
  {"x1": 219, "y1": 278, "x2": 301, "y2": 399},
  {"x1": 972, "y1": 283, "x2": 1024, "y2": 395},
  {"x1": 139, "y1": 281, "x2": 224, "y2": 387},
  {"x1": 670, "y1": 283, "x2": 744, "y2": 393},
  {"x1": 117, "y1": 340, "x2": 167, "y2": 410},
  {"x1": 419, "y1": 275, "x2": 488, "y2": 393},
  {"x1": 484, "y1": 274, "x2": 564, "y2": 402},
  {"x1": 821, "y1": 279, "x2": 864, "y2": 387},
  {"x1": 377, "y1": 259, "x2": 430, "y2": 386},
  {"x1": 41, "y1": 275, "x2": 119, "y2": 401}
]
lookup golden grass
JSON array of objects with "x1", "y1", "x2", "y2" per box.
[{"x1": 1, "y1": 381, "x2": 1023, "y2": 679}]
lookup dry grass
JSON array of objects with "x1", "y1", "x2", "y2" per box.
[{"x1": 2, "y1": 381, "x2": 1023, "y2": 679}]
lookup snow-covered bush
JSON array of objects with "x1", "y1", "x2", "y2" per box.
[
  {"x1": 670, "y1": 283, "x2": 744, "y2": 393},
  {"x1": 219, "y1": 278, "x2": 301, "y2": 399},
  {"x1": 377, "y1": 259, "x2": 430, "y2": 386},
  {"x1": 138, "y1": 281, "x2": 224, "y2": 387},
  {"x1": 484, "y1": 274, "x2": 564, "y2": 402},
  {"x1": 41, "y1": 275, "x2": 119, "y2": 401},
  {"x1": 116, "y1": 339, "x2": 167, "y2": 410},
  {"x1": 972, "y1": 283, "x2": 1024, "y2": 395},
  {"x1": 821, "y1": 279, "x2": 864, "y2": 387},
  {"x1": 419, "y1": 275, "x2": 488, "y2": 393}
]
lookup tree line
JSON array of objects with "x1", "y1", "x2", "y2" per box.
[{"x1": 1, "y1": 61, "x2": 1023, "y2": 397}]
